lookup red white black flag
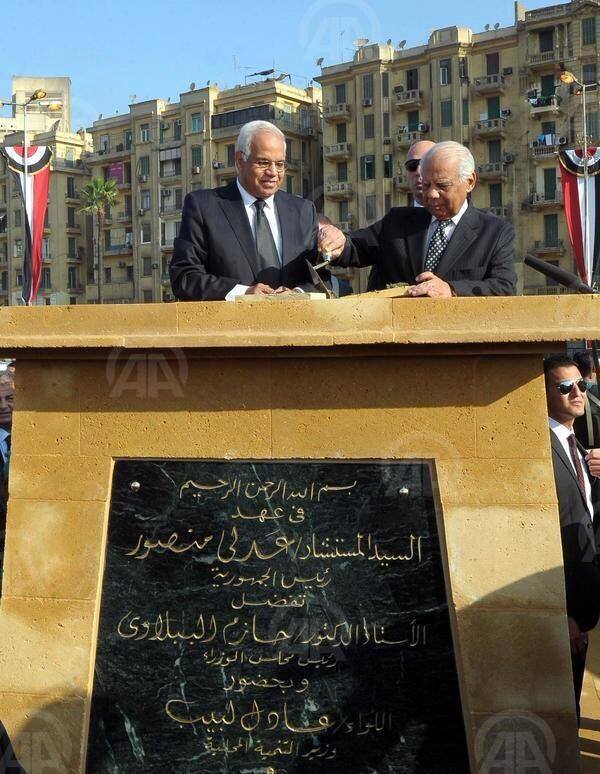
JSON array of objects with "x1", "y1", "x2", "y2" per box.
[
  {"x1": 0, "y1": 145, "x2": 52, "y2": 304},
  {"x1": 559, "y1": 147, "x2": 600, "y2": 285}
]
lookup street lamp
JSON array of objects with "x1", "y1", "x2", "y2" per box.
[{"x1": 560, "y1": 69, "x2": 595, "y2": 284}]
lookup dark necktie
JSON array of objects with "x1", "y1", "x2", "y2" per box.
[
  {"x1": 567, "y1": 433, "x2": 587, "y2": 501},
  {"x1": 424, "y1": 219, "x2": 452, "y2": 272},
  {"x1": 253, "y1": 199, "x2": 281, "y2": 288}
]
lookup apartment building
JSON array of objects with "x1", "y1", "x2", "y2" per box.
[
  {"x1": 85, "y1": 78, "x2": 322, "y2": 303},
  {"x1": 0, "y1": 76, "x2": 92, "y2": 306},
  {"x1": 317, "y1": 0, "x2": 599, "y2": 292}
]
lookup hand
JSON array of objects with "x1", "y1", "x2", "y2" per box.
[
  {"x1": 585, "y1": 448, "x2": 600, "y2": 477},
  {"x1": 317, "y1": 225, "x2": 346, "y2": 260},
  {"x1": 245, "y1": 283, "x2": 275, "y2": 296},
  {"x1": 406, "y1": 272, "x2": 453, "y2": 298},
  {"x1": 273, "y1": 286, "x2": 292, "y2": 294},
  {"x1": 568, "y1": 617, "x2": 588, "y2": 658}
]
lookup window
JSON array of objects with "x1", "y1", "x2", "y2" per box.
[
  {"x1": 40, "y1": 268, "x2": 51, "y2": 289},
  {"x1": 100, "y1": 134, "x2": 109, "y2": 152},
  {"x1": 68, "y1": 266, "x2": 78, "y2": 289},
  {"x1": 462, "y1": 98, "x2": 469, "y2": 126},
  {"x1": 488, "y1": 140, "x2": 502, "y2": 163},
  {"x1": 336, "y1": 123, "x2": 347, "y2": 143},
  {"x1": 42, "y1": 238, "x2": 50, "y2": 261},
  {"x1": 139, "y1": 156, "x2": 150, "y2": 176},
  {"x1": 14, "y1": 240, "x2": 22, "y2": 257},
  {"x1": 286, "y1": 176, "x2": 293, "y2": 194},
  {"x1": 440, "y1": 100, "x2": 453, "y2": 127},
  {"x1": 406, "y1": 68, "x2": 418, "y2": 91},
  {"x1": 124, "y1": 131, "x2": 132, "y2": 150},
  {"x1": 68, "y1": 237, "x2": 77, "y2": 258},
  {"x1": 226, "y1": 144, "x2": 235, "y2": 167},
  {"x1": 541, "y1": 120, "x2": 556, "y2": 135},
  {"x1": 140, "y1": 223, "x2": 151, "y2": 243},
  {"x1": 160, "y1": 157, "x2": 181, "y2": 178},
  {"x1": 337, "y1": 162, "x2": 348, "y2": 182},
  {"x1": 543, "y1": 167, "x2": 557, "y2": 198},
  {"x1": 126, "y1": 265, "x2": 134, "y2": 281},
  {"x1": 211, "y1": 105, "x2": 271, "y2": 130},
  {"x1": 335, "y1": 83, "x2": 346, "y2": 104},
  {"x1": 173, "y1": 119, "x2": 182, "y2": 141},
  {"x1": 582, "y1": 17, "x2": 596, "y2": 46},
  {"x1": 382, "y1": 72, "x2": 389, "y2": 97},
  {"x1": 383, "y1": 112, "x2": 390, "y2": 138},
  {"x1": 364, "y1": 114, "x2": 375, "y2": 139},
  {"x1": 486, "y1": 96, "x2": 501, "y2": 120},
  {"x1": 384, "y1": 193, "x2": 391, "y2": 213},
  {"x1": 583, "y1": 63, "x2": 597, "y2": 85},
  {"x1": 489, "y1": 183, "x2": 503, "y2": 208},
  {"x1": 586, "y1": 111, "x2": 599, "y2": 140},
  {"x1": 365, "y1": 194, "x2": 377, "y2": 221},
  {"x1": 544, "y1": 213, "x2": 558, "y2": 245},
  {"x1": 360, "y1": 155, "x2": 375, "y2": 180},
  {"x1": 0, "y1": 272, "x2": 7, "y2": 291},
  {"x1": 67, "y1": 207, "x2": 76, "y2": 227},
  {"x1": 486, "y1": 53, "x2": 500, "y2": 76},
  {"x1": 141, "y1": 190, "x2": 151, "y2": 210},
  {"x1": 363, "y1": 73, "x2": 373, "y2": 100},
  {"x1": 190, "y1": 112, "x2": 203, "y2": 132},
  {"x1": 407, "y1": 110, "x2": 420, "y2": 131},
  {"x1": 14, "y1": 210, "x2": 21, "y2": 227},
  {"x1": 67, "y1": 177, "x2": 76, "y2": 198},
  {"x1": 539, "y1": 28, "x2": 554, "y2": 53},
  {"x1": 15, "y1": 271, "x2": 22, "y2": 286},
  {"x1": 338, "y1": 201, "x2": 349, "y2": 222},
  {"x1": 440, "y1": 58, "x2": 452, "y2": 85},
  {"x1": 139, "y1": 124, "x2": 150, "y2": 143},
  {"x1": 383, "y1": 154, "x2": 393, "y2": 178},
  {"x1": 104, "y1": 267, "x2": 111, "y2": 283},
  {"x1": 191, "y1": 146, "x2": 203, "y2": 168},
  {"x1": 540, "y1": 74, "x2": 556, "y2": 97},
  {"x1": 142, "y1": 256, "x2": 152, "y2": 277}
]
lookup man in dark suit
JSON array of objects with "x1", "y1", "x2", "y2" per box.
[
  {"x1": 170, "y1": 120, "x2": 320, "y2": 301},
  {"x1": 544, "y1": 354, "x2": 600, "y2": 721},
  {"x1": 318, "y1": 141, "x2": 516, "y2": 297}
]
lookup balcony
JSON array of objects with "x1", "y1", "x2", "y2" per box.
[
  {"x1": 528, "y1": 189, "x2": 563, "y2": 208},
  {"x1": 530, "y1": 141, "x2": 560, "y2": 161},
  {"x1": 531, "y1": 238, "x2": 565, "y2": 255},
  {"x1": 104, "y1": 243, "x2": 133, "y2": 256},
  {"x1": 159, "y1": 169, "x2": 182, "y2": 181},
  {"x1": 65, "y1": 190, "x2": 80, "y2": 202},
  {"x1": 161, "y1": 239, "x2": 176, "y2": 251},
  {"x1": 86, "y1": 145, "x2": 132, "y2": 164},
  {"x1": 117, "y1": 211, "x2": 133, "y2": 223},
  {"x1": 325, "y1": 182, "x2": 353, "y2": 200},
  {"x1": 471, "y1": 75, "x2": 506, "y2": 96},
  {"x1": 394, "y1": 89, "x2": 424, "y2": 109},
  {"x1": 66, "y1": 223, "x2": 81, "y2": 234},
  {"x1": 529, "y1": 94, "x2": 562, "y2": 117},
  {"x1": 324, "y1": 142, "x2": 352, "y2": 160},
  {"x1": 477, "y1": 162, "x2": 508, "y2": 181},
  {"x1": 482, "y1": 206, "x2": 511, "y2": 218},
  {"x1": 67, "y1": 253, "x2": 82, "y2": 263},
  {"x1": 67, "y1": 283, "x2": 85, "y2": 294},
  {"x1": 160, "y1": 203, "x2": 182, "y2": 216},
  {"x1": 472, "y1": 117, "x2": 508, "y2": 139},
  {"x1": 526, "y1": 48, "x2": 565, "y2": 71},
  {"x1": 323, "y1": 103, "x2": 351, "y2": 122},
  {"x1": 396, "y1": 130, "x2": 428, "y2": 149},
  {"x1": 393, "y1": 173, "x2": 410, "y2": 191},
  {"x1": 117, "y1": 179, "x2": 132, "y2": 190},
  {"x1": 86, "y1": 280, "x2": 135, "y2": 302}
]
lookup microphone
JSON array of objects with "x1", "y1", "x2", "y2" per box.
[{"x1": 523, "y1": 254, "x2": 595, "y2": 294}]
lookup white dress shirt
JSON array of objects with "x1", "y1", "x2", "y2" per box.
[
  {"x1": 225, "y1": 180, "x2": 283, "y2": 301},
  {"x1": 423, "y1": 198, "x2": 469, "y2": 260},
  {"x1": 549, "y1": 417, "x2": 594, "y2": 520}
]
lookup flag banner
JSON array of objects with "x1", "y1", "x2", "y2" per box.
[
  {"x1": 559, "y1": 147, "x2": 600, "y2": 285},
  {"x1": 0, "y1": 145, "x2": 52, "y2": 304}
]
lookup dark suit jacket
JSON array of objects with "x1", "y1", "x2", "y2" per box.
[
  {"x1": 550, "y1": 431, "x2": 600, "y2": 631},
  {"x1": 170, "y1": 181, "x2": 319, "y2": 301},
  {"x1": 337, "y1": 203, "x2": 517, "y2": 296}
]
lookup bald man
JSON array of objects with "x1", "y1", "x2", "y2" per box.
[{"x1": 405, "y1": 140, "x2": 436, "y2": 206}]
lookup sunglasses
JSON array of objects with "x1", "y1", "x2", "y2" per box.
[
  {"x1": 404, "y1": 159, "x2": 421, "y2": 172},
  {"x1": 555, "y1": 378, "x2": 588, "y2": 395}
]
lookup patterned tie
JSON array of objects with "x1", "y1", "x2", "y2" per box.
[
  {"x1": 253, "y1": 199, "x2": 281, "y2": 288},
  {"x1": 567, "y1": 433, "x2": 587, "y2": 500},
  {"x1": 424, "y1": 219, "x2": 452, "y2": 272}
]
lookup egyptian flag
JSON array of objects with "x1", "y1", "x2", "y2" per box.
[
  {"x1": 0, "y1": 146, "x2": 52, "y2": 304},
  {"x1": 559, "y1": 147, "x2": 600, "y2": 285}
]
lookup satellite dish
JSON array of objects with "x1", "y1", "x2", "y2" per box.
[
  {"x1": 398, "y1": 40, "x2": 407, "y2": 49},
  {"x1": 98, "y1": 113, "x2": 102, "y2": 120},
  {"x1": 190, "y1": 82, "x2": 196, "y2": 90},
  {"x1": 387, "y1": 38, "x2": 392, "y2": 45},
  {"x1": 484, "y1": 24, "x2": 490, "y2": 30},
  {"x1": 494, "y1": 22, "x2": 500, "y2": 29},
  {"x1": 353, "y1": 38, "x2": 369, "y2": 48},
  {"x1": 315, "y1": 57, "x2": 324, "y2": 67}
]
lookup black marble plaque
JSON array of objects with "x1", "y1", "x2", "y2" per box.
[{"x1": 86, "y1": 460, "x2": 468, "y2": 774}]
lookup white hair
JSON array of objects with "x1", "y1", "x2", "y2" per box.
[
  {"x1": 421, "y1": 141, "x2": 475, "y2": 181},
  {"x1": 235, "y1": 120, "x2": 286, "y2": 156}
]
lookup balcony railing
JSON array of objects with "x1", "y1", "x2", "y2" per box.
[
  {"x1": 471, "y1": 75, "x2": 506, "y2": 94},
  {"x1": 396, "y1": 130, "x2": 428, "y2": 148},
  {"x1": 325, "y1": 182, "x2": 353, "y2": 199},
  {"x1": 323, "y1": 103, "x2": 351, "y2": 122},
  {"x1": 530, "y1": 141, "x2": 560, "y2": 159},
  {"x1": 477, "y1": 162, "x2": 508, "y2": 180},
  {"x1": 526, "y1": 48, "x2": 565, "y2": 67},
  {"x1": 529, "y1": 189, "x2": 563, "y2": 207},
  {"x1": 482, "y1": 206, "x2": 510, "y2": 218},
  {"x1": 394, "y1": 89, "x2": 424, "y2": 107},
  {"x1": 324, "y1": 142, "x2": 352, "y2": 159},
  {"x1": 160, "y1": 203, "x2": 182, "y2": 214},
  {"x1": 529, "y1": 94, "x2": 561, "y2": 116},
  {"x1": 393, "y1": 173, "x2": 409, "y2": 190},
  {"x1": 472, "y1": 117, "x2": 508, "y2": 137},
  {"x1": 532, "y1": 239, "x2": 565, "y2": 253},
  {"x1": 104, "y1": 243, "x2": 133, "y2": 255}
]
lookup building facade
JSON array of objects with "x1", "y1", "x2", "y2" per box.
[
  {"x1": 317, "y1": 0, "x2": 599, "y2": 292},
  {"x1": 84, "y1": 79, "x2": 322, "y2": 303}
]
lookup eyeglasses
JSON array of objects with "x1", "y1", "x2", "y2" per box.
[
  {"x1": 243, "y1": 156, "x2": 287, "y2": 172},
  {"x1": 404, "y1": 159, "x2": 421, "y2": 172},
  {"x1": 555, "y1": 378, "x2": 588, "y2": 395}
]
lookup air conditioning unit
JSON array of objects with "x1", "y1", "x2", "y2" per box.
[
  {"x1": 399, "y1": 125, "x2": 408, "y2": 133},
  {"x1": 503, "y1": 67, "x2": 513, "y2": 75},
  {"x1": 306, "y1": 127, "x2": 315, "y2": 137},
  {"x1": 152, "y1": 263, "x2": 159, "y2": 270},
  {"x1": 139, "y1": 174, "x2": 148, "y2": 183},
  {"x1": 501, "y1": 108, "x2": 511, "y2": 117},
  {"x1": 162, "y1": 190, "x2": 172, "y2": 197},
  {"x1": 393, "y1": 85, "x2": 405, "y2": 93},
  {"x1": 558, "y1": 136, "x2": 568, "y2": 145},
  {"x1": 192, "y1": 166, "x2": 201, "y2": 174},
  {"x1": 383, "y1": 138, "x2": 392, "y2": 145},
  {"x1": 362, "y1": 98, "x2": 373, "y2": 107},
  {"x1": 212, "y1": 160, "x2": 223, "y2": 169},
  {"x1": 503, "y1": 153, "x2": 515, "y2": 163},
  {"x1": 418, "y1": 122, "x2": 429, "y2": 132},
  {"x1": 138, "y1": 207, "x2": 146, "y2": 215}
]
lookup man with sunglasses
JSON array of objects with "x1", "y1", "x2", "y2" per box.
[
  {"x1": 170, "y1": 121, "x2": 322, "y2": 301},
  {"x1": 544, "y1": 354, "x2": 600, "y2": 721},
  {"x1": 404, "y1": 140, "x2": 436, "y2": 206}
]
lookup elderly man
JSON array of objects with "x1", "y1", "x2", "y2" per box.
[
  {"x1": 544, "y1": 354, "x2": 600, "y2": 721},
  {"x1": 170, "y1": 120, "x2": 321, "y2": 301},
  {"x1": 404, "y1": 139, "x2": 436, "y2": 206},
  {"x1": 319, "y1": 141, "x2": 517, "y2": 297}
]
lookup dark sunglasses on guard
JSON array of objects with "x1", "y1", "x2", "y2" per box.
[
  {"x1": 556, "y1": 378, "x2": 588, "y2": 395},
  {"x1": 404, "y1": 159, "x2": 420, "y2": 172}
]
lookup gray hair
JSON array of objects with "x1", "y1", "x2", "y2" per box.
[
  {"x1": 235, "y1": 120, "x2": 286, "y2": 156},
  {"x1": 421, "y1": 141, "x2": 475, "y2": 181}
]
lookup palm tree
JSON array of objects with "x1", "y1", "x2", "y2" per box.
[{"x1": 80, "y1": 177, "x2": 118, "y2": 304}]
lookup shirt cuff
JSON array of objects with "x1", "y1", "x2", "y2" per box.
[{"x1": 225, "y1": 284, "x2": 250, "y2": 301}]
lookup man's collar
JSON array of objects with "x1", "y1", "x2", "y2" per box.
[
  {"x1": 430, "y1": 198, "x2": 469, "y2": 226},
  {"x1": 236, "y1": 179, "x2": 275, "y2": 208},
  {"x1": 548, "y1": 416, "x2": 575, "y2": 438}
]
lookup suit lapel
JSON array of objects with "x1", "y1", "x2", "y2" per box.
[
  {"x1": 217, "y1": 182, "x2": 260, "y2": 276},
  {"x1": 274, "y1": 192, "x2": 292, "y2": 266},
  {"x1": 434, "y1": 203, "x2": 479, "y2": 278},
  {"x1": 551, "y1": 431, "x2": 589, "y2": 510}
]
